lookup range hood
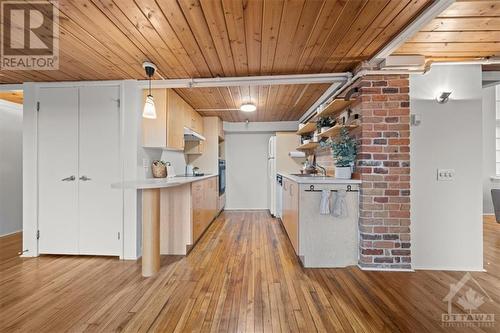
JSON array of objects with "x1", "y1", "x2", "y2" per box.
[{"x1": 184, "y1": 127, "x2": 206, "y2": 141}]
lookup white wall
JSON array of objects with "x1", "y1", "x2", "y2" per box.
[
  {"x1": 225, "y1": 132, "x2": 273, "y2": 210},
  {"x1": 482, "y1": 86, "x2": 496, "y2": 214},
  {"x1": 0, "y1": 100, "x2": 23, "y2": 236},
  {"x1": 161, "y1": 150, "x2": 186, "y2": 176},
  {"x1": 410, "y1": 64, "x2": 483, "y2": 271}
]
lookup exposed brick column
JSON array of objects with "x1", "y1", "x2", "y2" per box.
[{"x1": 356, "y1": 74, "x2": 411, "y2": 269}]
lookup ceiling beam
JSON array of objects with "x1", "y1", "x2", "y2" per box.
[
  {"x1": 370, "y1": 0, "x2": 455, "y2": 65},
  {"x1": 139, "y1": 73, "x2": 351, "y2": 89}
]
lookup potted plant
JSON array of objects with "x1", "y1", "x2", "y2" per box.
[
  {"x1": 330, "y1": 127, "x2": 357, "y2": 179},
  {"x1": 301, "y1": 133, "x2": 313, "y2": 144},
  {"x1": 317, "y1": 117, "x2": 334, "y2": 133}
]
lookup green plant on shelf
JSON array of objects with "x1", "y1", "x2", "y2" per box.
[
  {"x1": 330, "y1": 127, "x2": 357, "y2": 167},
  {"x1": 316, "y1": 116, "x2": 335, "y2": 132}
]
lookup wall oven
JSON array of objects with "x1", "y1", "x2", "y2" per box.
[{"x1": 219, "y1": 159, "x2": 225, "y2": 195}]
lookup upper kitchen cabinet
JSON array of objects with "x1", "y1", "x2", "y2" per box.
[
  {"x1": 142, "y1": 89, "x2": 204, "y2": 151},
  {"x1": 183, "y1": 101, "x2": 203, "y2": 134},
  {"x1": 217, "y1": 117, "x2": 224, "y2": 141}
]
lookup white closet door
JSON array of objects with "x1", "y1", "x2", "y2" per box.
[
  {"x1": 38, "y1": 87, "x2": 79, "y2": 254},
  {"x1": 78, "y1": 86, "x2": 122, "y2": 256}
]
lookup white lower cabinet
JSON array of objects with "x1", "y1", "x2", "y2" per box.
[{"x1": 38, "y1": 86, "x2": 122, "y2": 256}]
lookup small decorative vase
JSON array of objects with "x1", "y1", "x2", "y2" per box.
[
  {"x1": 321, "y1": 126, "x2": 330, "y2": 133},
  {"x1": 335, "y1": 166, "x2": 352, "y2": 179},
  {"x1": 303, "y1": 139, "x2": 311, "y2": 144}
]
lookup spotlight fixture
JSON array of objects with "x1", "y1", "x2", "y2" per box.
[
  {"x1": 240, "y1": 103, "x2": 256, "y2": 112},
  {"x1": 142, "y1": 61, "x2": 157, "y2": 119},
  {"x1": 436, "y1": 91, "x2": 451, "y2": 104}
]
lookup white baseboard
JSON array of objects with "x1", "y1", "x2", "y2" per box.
[
  {"x1": 357, "y1": 264, "x2": 415, "y2": 272},
  {"x1": 0, "y1": 230, "x2": 22, "y2": 238},
  {"x1": 413, "y1": 266, "x2": 486, "y2": 272}
]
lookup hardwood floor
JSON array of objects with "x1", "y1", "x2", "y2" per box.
[{"x1": 1, "y1": 212, "x2": 499, "y2": 332}]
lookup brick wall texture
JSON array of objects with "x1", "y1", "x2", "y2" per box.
[{"x1": 316, "y1": 74, "x2": 411, "y2": 269}]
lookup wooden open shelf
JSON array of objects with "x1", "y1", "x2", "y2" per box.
[
  {"x1": 319, "y1": 124, "x2": 359, "y2": 138},
  {"x1": 296, "y1": 142, "x2": 319, "y2": 150},
  {"x1": 316, "y1": 99, "x2": 353, "y2": 118},
  {"x1": 296, "y1": 122, "x2": 317, "y2": 135}
]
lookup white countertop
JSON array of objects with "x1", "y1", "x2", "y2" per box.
[
  {"x1": 111, "y1": 174, "x2": 217, "y2": 190},
  {"x1": 278, "y1": 172, "x2": 362, "y2": 184}
]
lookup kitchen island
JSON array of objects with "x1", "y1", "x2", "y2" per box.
[
  {"x1": 112, "y1": 175, "x2": 219, "y2": 277},
  {"x1": 278, "y1": 173, "x2": 361, "y2": 268}
]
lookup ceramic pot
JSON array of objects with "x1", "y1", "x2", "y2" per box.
[{"x1": 335, "y1": 166, "x2": 352, "y2": 179}]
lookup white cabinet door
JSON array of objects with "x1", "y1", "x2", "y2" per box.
[
  {"x1": 78, "y1": 86, "x2": 121, "y2": 256},
  {"x1": 38, "y1": 87, "x2": 79, "y2": 254}
]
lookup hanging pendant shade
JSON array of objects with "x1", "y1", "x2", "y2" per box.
[
  {"x1": 143, "y1": 94, "x2": 156, "y2": 119},
  {"x1": 142, "y1": 62, "x2": 157, "y2": 119}
]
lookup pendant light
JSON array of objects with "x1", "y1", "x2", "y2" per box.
[{"x1": 142, "y1": 61, "x2": 157, "y2": 119}]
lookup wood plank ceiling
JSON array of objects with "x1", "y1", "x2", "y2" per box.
[
  {"x1": 397, "y1": 0, "x2": 500, "y2": 67},
  {"x1": 0, "y1": 0, "x2": 433, "y2": 121}
]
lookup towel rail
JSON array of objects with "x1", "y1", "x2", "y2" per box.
[{"x1": 303, "y1": 184, "x2": 358, "y2": 193}]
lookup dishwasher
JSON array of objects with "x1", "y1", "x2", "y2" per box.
[{"x1": 298, "y1": 183, "x2": 359, "y2": 268}]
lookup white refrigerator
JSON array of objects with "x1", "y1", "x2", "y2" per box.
[{"x1": 268, "y1": 136, "x2": 276, "y2": 216}]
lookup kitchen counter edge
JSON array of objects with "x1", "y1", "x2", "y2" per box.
[
  {"x1": 111, "y1": 174, "x2": 217, "y2": 190},
  {"x1": 278, "y1": 172, "x2": 362, "y2": 184}
]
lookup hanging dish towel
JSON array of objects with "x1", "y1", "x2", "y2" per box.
[
  {"x1": 320, "y1": 189, "x2": 330, "y2": 215},
  {"x1": 332, "y1": 190, "x2": 348, "y2": 217}
]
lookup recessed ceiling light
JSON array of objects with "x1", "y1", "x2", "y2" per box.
[{"x1": 240, "y1": 103, "x2": 256, "y2": 112}]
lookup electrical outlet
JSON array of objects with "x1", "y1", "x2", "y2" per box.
[
  {"x1": 143, "y1": 159, "x2": 150, "y2": 170},
  {"x1": 437, "y1": 169, "x2": 455, "y2": 181}
]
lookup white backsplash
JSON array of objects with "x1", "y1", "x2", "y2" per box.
[{"x1": 161, "y1": 150, "x2": 187, "y2": 176}]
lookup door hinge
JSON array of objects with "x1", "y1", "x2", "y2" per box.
[
  {"x1": 118, "y1": 232, "x2": 120, "y2": 240},
  {"x1": 36, "y1": 102, "x2": 40, "y2": 112},
  {"x1": 36, "y1": 230, "x2": 40, "y2": 240}
]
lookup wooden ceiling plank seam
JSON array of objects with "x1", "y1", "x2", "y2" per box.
[
  {"x1": 323, "y1": 0, "x2": 391, "y2": 72},
  {"x1": 283, "y1": 84, "x2": 307, "y2": 121},
  {"x1": 92, "y1": 0, "x2": 186, "y2": 78},
  {"x1": 260, "y1": 0, "x2": 285, "y2": 75},
  {"x1": 408, "y1": 31, "x2": 500, "y2": 43},
  {"x1": 61, "y1": 0, "x2": 158, "y2": 77},
  {"x1": 308, "y1": 0, "x2": 368, "y2": 73},
  {"x1": 112, "y1": 0, "x2": 195, "y2": 78},
  {"x1": 283, "y1": 0, "x2": 326, "y2": 73},
  {"x1": 176, "y1": 0, "x2": 225, "y2": 77},
  {"x1": 221, "y1": 0, "x2": 249, "y2": 76},
  {"x1": 360, "y1": 0, "x2": 433, "y2": 58},
  {"x1": 243, "y1": 0, "x2": 263, "y2": 75},
  {"x1": 295, "y1": 0, "x2": 351, "y2": 73},
  {"x1": 271, "y1": 0, "x2": 306, "y2": 74},
  {"x1": 199, "y1": 0, "x2": 237, "y2": 76},
  {"x1": 276, "y1": 84, "x2": 300, "y2": 121},
  {"x1": 52, "y1": 4, "x2": 143, "y2": 78},
  {"x1": 294, "y1": 0, "x2": 341, "y2": 73},
  {"x1": 438, "y1": 1, "x2": 500, "y2": 18},
  {"x1": 134, "y1": 0, "x2": 204, "y2": 78},
  {"x1": 155, "y1": 0, "x2": 213, "y2": 77},
  {"x1": 332, "y1": 0, "x2": 410, "y2": 72},
  {"x1": 421, "y1": 17, "x2": 500, "y2": 32}
]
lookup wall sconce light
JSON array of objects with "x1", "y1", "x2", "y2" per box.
[{"x1": 436, "y1": 91, "x2": 452, "y2": 104}]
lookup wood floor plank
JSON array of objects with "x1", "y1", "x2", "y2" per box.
[{"x1": 1, "y1": 212, "x2": 500, "y2": 332}]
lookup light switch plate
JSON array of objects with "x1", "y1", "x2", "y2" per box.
[{"x1": 437, "y1": 169, "x2": 455, "y2": 181}]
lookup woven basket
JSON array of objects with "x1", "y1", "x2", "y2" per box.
[{"x1": 152, "y1": 162, "x2": 167, "y2": 178}]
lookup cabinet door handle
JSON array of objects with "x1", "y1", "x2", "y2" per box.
[
  {"x1": 79, "y1": 175, "x2": 91, "y2": 181},
  {"x1": 61, "y1": 176, "x2": 75, "y2": 181}
]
